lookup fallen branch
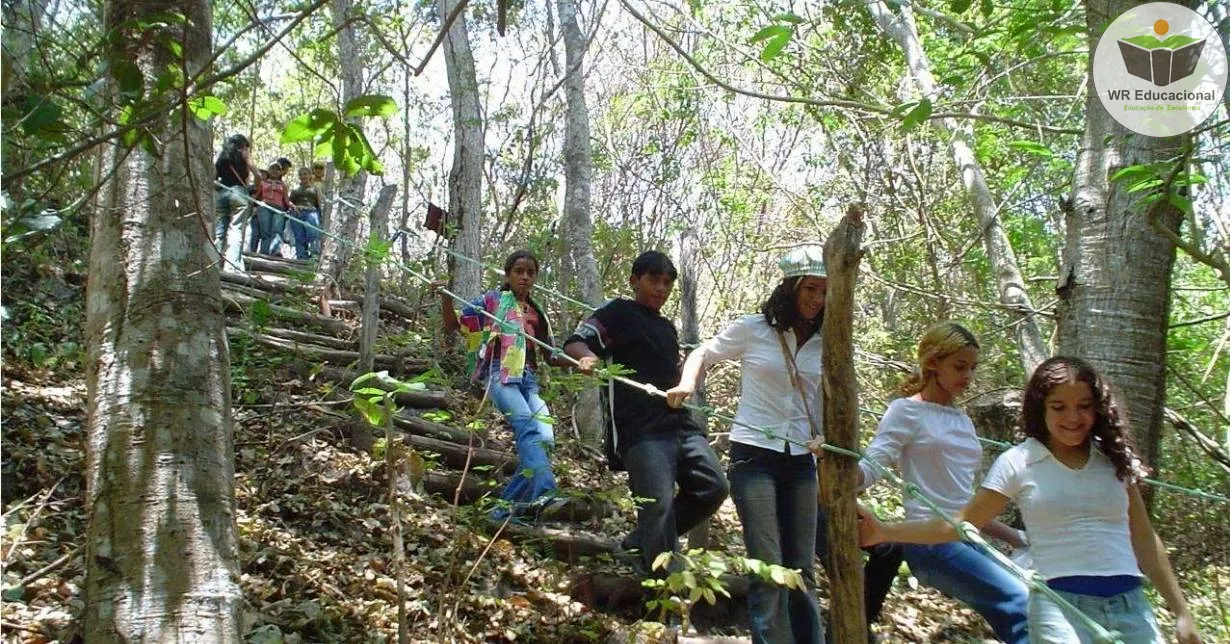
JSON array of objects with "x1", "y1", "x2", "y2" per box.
[
  {"x1": 221, "y1": 291, "x2": 350, "y2": 335},
  {"x1": 231, "y1": 326, "x2": 356, "y2": 351},
  {"x1": 312, "y1": 366, "x2": 450, "y2": 409},
  {"x1": 228, "y1": 328, "x2": 428, "y2": 372}
]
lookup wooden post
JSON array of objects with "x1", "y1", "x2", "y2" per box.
[
  {"x1": 354, "y1": 185, "x2": 397, "y2": 452},
  {"x1": 359, "y1": 185, "x2": 399, "y2": 373},
  {"x1": 819, "y1": 204, "x2": 867, "y2": 644}
]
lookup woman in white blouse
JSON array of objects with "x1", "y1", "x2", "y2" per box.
[
  {"x1": 856, "y1": 322, "x2": 1030, "y2": 644},
  {"x1": 668, "y1": 246, "x2": 828, "y2": 644},
  {"x1": 860, "y1": 356, "x2": 1201, "y2": 644}
]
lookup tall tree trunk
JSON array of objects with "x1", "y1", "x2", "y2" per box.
[
  {"x1": 679, "y1": 225, "x2": 712, "y2": 548},
  {"x1": 84, "y1": 0, "x2": 241, "y2": 640},
  {"x1": 317, "y1": 0, "x2": 368, "y2": 309},
  {"x1": 439, "y1": 0, "x2": 483, "y2": 298},
  {"x1": 557, "y1": 0, "x2": 604, "y2": 440},
  {"x1": 1056, "y1": 0, "x2": 1187, "y2": 472},
  {"x1": 819, "y1": 207, "x2": 867, "y2": 644},
  {"x1": 867, "y1": 0, "x2": 1049, "y2": 374}
]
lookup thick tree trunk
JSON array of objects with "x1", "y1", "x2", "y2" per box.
[
  {"x1": 317, "y1": 0, "x2": 368, "y2": 311},
  {"x1": 1056, "y1": 0, "x2": 1186, "y2": 472},
  {"x1": 819, "y1": 207, "x2": 866, "y2": 644},
  {"x1": 439, "y1": 0, "x2": 483, "y2": 298},
  {"x1": 556, "y1": 0, "x2": 604, "y2": 441},
  {"x1": 679, "y1": 226, "x2": 712, "y2": 548},
  {"x1": 867, "y1": 0, "x2": 1049, "y2": 374},
  {"x1": 83, "y1": 0, "x2": 241, "y2": 640}
]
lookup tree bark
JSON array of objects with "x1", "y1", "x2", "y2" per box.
[
  {"x1": 84, "y1": 0, "x2": 241, "y2": 640},
  {"x1": 359, "y1": 185, "x2": 398, "y2": 373},
  {"x1": 317, "y1": 0, "x2": 369, "y2": 312},
  {"x1": 439, "y1": 0, "x2": 484, "y2": 299},
  {"x1": 556, "y1": 0, "x2": 604, "y2": 441},
  {"x1": 819, "y1": 206, "x2": 866, "y2": 644},
  {"x1": 1056, "y1": 0, "x2": 1187, "y2": 472},
  {"x1": 867, "y1": 0, "x2": 1049, "y2": 375},
  {"x1": 679, "y1": 226, "x2": 711, "y2": 549}
]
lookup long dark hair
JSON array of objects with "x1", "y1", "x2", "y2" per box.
[
  {"x1": 218, "y1": 134, "x2": 249, "y2": 164},
  {"x1": 760, "y1": 276, "x2": 822, "y2": 342},
  {"x1": 1022, "y1": 356, "x2": 1147, "y2": 482},
  {"x1": 499, "y1": 250, "x2": 539, "y2": 291}
]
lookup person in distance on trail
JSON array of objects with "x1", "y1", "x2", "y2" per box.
[{"x1": 213, "y1": 133, "x2": 251, "y2": 272}]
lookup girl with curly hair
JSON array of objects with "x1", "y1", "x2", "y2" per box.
[{"x1": 860, "y1": 356, "x2": 1202, "y2": 643}]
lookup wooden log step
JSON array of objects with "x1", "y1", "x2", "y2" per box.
[
  {"x1": 568, "y1": 572, "x2": 749, "y2": 624},
  {"x1": 244, "y1": 251, "x2": 312, "y2": 266},
  {"x1": 393, "y1": 412, "x2": 501, "y2": 447},
  {"x1": 222, "y1": 291, "x2": 350, "y2": 336},
  {"x1": 423, "y1": 470, "x2": 496, "y2": 504},
  {"x1": 221, "y1": 270, "x2": 312, "y2": 295},
  {"x1": 244, "y1": 255, "x2": 317, "y2": 276},
  {"x1": 499, "y1": 525, "x2": 618, "y2": 563},
  {"x1": 228, "y1": 329, "x2": 429, "y2": 372},
  {"x1": 402, "y1": 432, "x2": 516, "y2": 475},
  {"x1": 233, "y1": 327, "x2": 356, "y2": 351},
  {"x1": 314, "y1": 366, "x2": 449, "y2": 409}
]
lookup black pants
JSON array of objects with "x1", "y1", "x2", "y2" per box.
[
  {"x1": 622, "y1": 433, "x2": 729, "y2": 572},
  {"x1": 815, "y1": 503, "x2": 904, "y2": 624}
]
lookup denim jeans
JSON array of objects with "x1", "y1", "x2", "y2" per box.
[
  {"x1": 256, "y1": 205, "x2": 285, "y2": 255},
  {"x1": 730, "y1": 442, "x2": 824, "y2": 644},
  {"x1": 289, "y1": 208, "x2": 320, "y2": 259},
  {"x1": 815, "y1": 505, "x2": 904, "y2": 626},
  {"x1": 1029, "y1": 586, "x2": 1162, "y2": 644},
  {"x1": 904, "y1": 542, "x2": 1029, "y2": 644},
  {"x1": 622, "y1": 433, "x2": 728, "y2": 573},
  {"x1": 213, "y1": 186, "x2": 248, "y2": 272},
  {"x1": 486, "y1": 365, "x2": 556, "y2": 518}
]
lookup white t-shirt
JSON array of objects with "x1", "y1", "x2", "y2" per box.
[
  {"x1": 860, "y1": 398, "x2": 983, "y2": 520},
  {"x1": 699, "y1": 314, "x2": 821, "y2": 456},
  {"x1": 981, "y1": 437, "x2": 1141, "y2": 581}
]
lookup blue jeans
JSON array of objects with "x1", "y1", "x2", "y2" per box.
[
  {"x1": 289, "y1": 209, "x2": 320, "y2": 259},
  {"x1": 256, "y1": 205, "x2": 284, "y2": 255},
  {"x1": 213, "y1": 186, "x2": 248, "y2": 271},
  {"x1": 486, "y1": 366, "x2": 556, "y2": 517},
  {"x1": 904, "y1": 542, "x2": 1029, "y2": 644},
  {"x1": 729, "y1": 442, "x2": 824, "y2": 644},
  {"x1": 622, "y1": 433, "x2": 728, "y2": 573},
  {"x1": 1029, "y1": 586, "x2": 1162, "y2": 643}
]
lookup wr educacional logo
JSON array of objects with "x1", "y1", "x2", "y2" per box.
[{"x1": 1115, "y1": 19, "x2": 1206, "y2": 87}]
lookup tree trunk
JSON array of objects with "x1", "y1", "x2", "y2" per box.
[
  {"x1": 317, "y1": 0, "x2": 369, "y2": 312},
  {"x1": 679, "y1": 226, "x2": 712, "y2": 549},
  {"x1": 1056, "y1": 0, "x2": 1187, "y2": 472},
  {"x1": 556, "y1": 0, "x2": 604, "y2": 441},
  {"x1": 867, "y1": 0, "x2": 1049, "y2": 375},
  {"x1": 439, "y1": 0, "x2": 483, "y2": 298},
  {"x1": 819, "y1": 207, "x2": 867, "y2": 644},
  {"x1": 359, "y1": 185, "x2": 398, "y2": 373},
  {"x1": 83, "y1": 0, "x2": 241, "y2": 640}
]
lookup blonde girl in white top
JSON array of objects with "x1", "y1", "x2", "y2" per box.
[
  {"x1": 861, "y1": 356, "x2": 1201, "y2": 644},
  {"x1": 856, "y1": 322, "x2": 1030, "y2": 643}
]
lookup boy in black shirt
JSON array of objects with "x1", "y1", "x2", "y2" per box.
[{"x1": 565, "y1": 251, "x2": 728, "y2": 573}]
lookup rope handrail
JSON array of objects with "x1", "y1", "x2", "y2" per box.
[{"x1": 215, "y1": 181, "x2": 1126, "y2": 640}]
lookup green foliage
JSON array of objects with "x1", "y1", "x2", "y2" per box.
[
  {"x1": 642, "y1": 549, "x2": 804, "y2": 630},
  {"x1": 280, "y1": 95, "x2": 398, "y2": 177}
]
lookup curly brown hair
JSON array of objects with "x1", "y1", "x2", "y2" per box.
[{"x1": 1021, "y1": 356, "x2": 1148, "y2": 482}]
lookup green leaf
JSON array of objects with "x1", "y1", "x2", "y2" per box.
[
  {"x1": 353, "y1": 387, "x2": 388, "y2": 396},
  {"x1": 112, "y1": 60, "x2": 144, "y2": 102},
  {"x1": 652, "y1": 551, "x2": 673, "y2": 571},
  {"x1": 187, "y1": 95, "x2": 227, "y2": 120},
  {"x1": 900, "y1": 98, "x2": 932, "y2": 131},
  {"x1": 1109, "y1": 164, "x2": 1153, "y2": 183},
  {"x1": 349, "y1": 370, "x2": 389, "y2": 389},
  {"x1": 950, "y1": 0, "x2": 972, "y2": 13},
  {"x1": 1006, "y1": 140, "x2": 1053, "y2": 158},
  {"x1": 750, "y1": 25, "x2": 792, "y2": 61},
  {"x1": 20, "y1": 98, "x2": 63, "y2": 135},
  {"x1": 1166, "y1": 193, "x2": 1192, "y2": 215},
  {"x1": 344, "y1": 94, "x2": 398, "y2": 118},
  {"x1": 282, "y1": 109, "x2": 338, "y2": 144},
  {"x1": 980, "y1": 0, "x2": 994, "y2": 16},
  {"x1": 774, "y1": 12, "x2": 804, "y2": 24},
  {"x1": 353, "y1": 395, "x2": 386, "y2": 427}
]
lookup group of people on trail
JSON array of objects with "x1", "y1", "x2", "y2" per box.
[
  {"x1": 436, "y1": 231, "x2": 1201, "y2": 643},
  {"x1": 212, "y1": 133, "x2": 324, "y2": 271}
]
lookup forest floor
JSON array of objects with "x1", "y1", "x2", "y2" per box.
[{"x1": 2, "y1": 257, "x2": 1227, "y2": 643}]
